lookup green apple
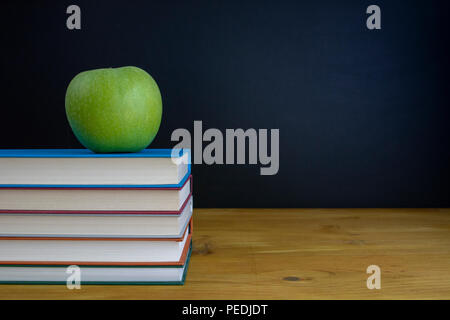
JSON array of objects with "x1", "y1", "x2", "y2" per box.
[{"x1": 65, "y1": 66, "x2": 162, "y2": 153}]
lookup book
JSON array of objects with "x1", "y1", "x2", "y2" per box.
[
  {"x1": 0, "y1": 244, "x2": 192, "y2": 285},
  {"x1": 0, "y1": 149, "x2": 190, "y2": 188},
  {"x1": 0, "y1": 220, "x2": 192, "y2": 265},
  {"x1": 0, "y1": 195, "x2": 193, "y2": 238},
  {"x1": 0, "y1": 148, "x2": 194, "y2": 285},
  {"x1": 0, "y1": 175, "x2": 192, "y2": 213}
]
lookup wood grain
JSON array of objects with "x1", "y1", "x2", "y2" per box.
[{"x1": 1, "y1": 208, "x2": 449, "y2": 299}]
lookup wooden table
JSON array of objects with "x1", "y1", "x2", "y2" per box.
[{"x1": 1, "y1": 208, "x2": 449, "y2": 299}]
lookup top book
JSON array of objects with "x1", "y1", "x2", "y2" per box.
[{"x1": 0, "y1": 149, "x2": 190, "y2": 188}]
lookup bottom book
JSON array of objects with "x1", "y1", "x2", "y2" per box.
[{"x1": 0, "y1": 244, "x2": 192, "y2": 285}]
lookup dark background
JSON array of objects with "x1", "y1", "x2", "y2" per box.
[{"x1": 1, "y1": 0, "x2": 449, "y2": 207}]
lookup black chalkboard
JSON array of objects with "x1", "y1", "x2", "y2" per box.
[{"x1": 1, "y1": 0, "x2": 449, "y2": 207}]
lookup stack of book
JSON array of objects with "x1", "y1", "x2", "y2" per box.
[{"x1": 0, "y1": 149, "x2": 192, "y2": 285}]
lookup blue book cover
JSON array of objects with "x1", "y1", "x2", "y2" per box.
[{"x1": 0, "y1": 149, "x2": 191, "y2": 188}]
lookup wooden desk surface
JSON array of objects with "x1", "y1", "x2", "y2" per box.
[{"x1": 1, "y1": 208, "x2": 449, "y2": 299}]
